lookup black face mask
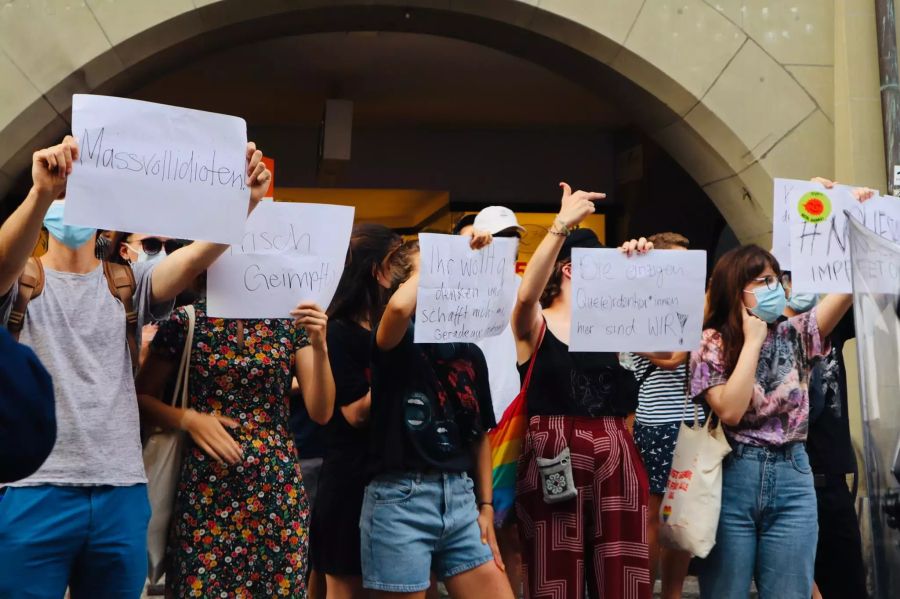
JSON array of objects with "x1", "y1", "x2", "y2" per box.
[{"x1": 94, "y1": 235, "x2": 111, "y2": 260}]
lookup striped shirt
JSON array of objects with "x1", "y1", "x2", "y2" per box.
[{"x1": 630, "y1": 354, "x2": 705, "y2": 425}]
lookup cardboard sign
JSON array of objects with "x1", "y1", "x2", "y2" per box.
[
  {"x1": 415, "y1": 234, "x2": 518, "y2": 343},
  {"x1": 206, "y1": 202, "x2": 354, "y2": 318},
  {"x1": 570, "y1": 249, "x2": 707, "y2": 352},
  {"x1": 64, "y1": 94, "x2": 250, "y2": 244}
]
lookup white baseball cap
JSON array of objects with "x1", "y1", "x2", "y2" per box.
[{"x1": 473, "y1": 206, "x2": 525, "y2": 235}]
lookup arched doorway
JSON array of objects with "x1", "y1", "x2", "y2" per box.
[{"x1": 0, "y1": 0, "x2": 834, "y2": 245}]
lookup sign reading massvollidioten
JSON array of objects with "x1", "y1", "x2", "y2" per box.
[
  {"x1": 787, "y1": 186, "x2": 900, "y2": 294},
  {"x1": 63, "y1": 94, "x2": 251, "y2": 244},
  {"x1": 415, "y1": 234, "x2": 518, "y2": 344},
  {"x1": 569, "y1": 249, "x2": 706, "y2": 352},
  {"x1": 206, "y1": 202, "x2": 355, "y2": 319}
]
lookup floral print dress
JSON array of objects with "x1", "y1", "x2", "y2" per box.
[{"x1": 151, "y1": 299, "x2": 310, "y2": 598}]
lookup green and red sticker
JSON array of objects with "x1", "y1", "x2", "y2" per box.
[{"x1": 797, "y1": 191, "x2": 832, "y2": 223}]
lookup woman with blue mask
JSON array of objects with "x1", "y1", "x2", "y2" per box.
[{"x1": 688, "y1": 245, "x2": 857, "y2": 599}]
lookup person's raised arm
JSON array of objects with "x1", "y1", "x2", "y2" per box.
[
  {"x1": 148, "y1": 142, "x2": 270, "y2": 303},
  {"x1": 293, "y1": 301, "x2": 335, "y2": 425},
  {"x1": 705, "y1": 309, "x2": 767, "y2": 425},
  {"x1": 377, "y1": 255, "x2": 420, "y2": 351},
  {"x1": 0, "y1": 137, "x2": 79, "y2": 295},
  {"x1": 512, "y1": 183, "x2": 604, "y2": 341}
]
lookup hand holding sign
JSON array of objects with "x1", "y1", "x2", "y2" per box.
[
  {"x1": 32, "y1": 136, "x2": 79, "y2": 200},
  {"x1": 290, "y1": 301, "x2": 328, "y2": 350},
  {"x1": 245, "y1": 142, "x2": 271, "y2": 210}
]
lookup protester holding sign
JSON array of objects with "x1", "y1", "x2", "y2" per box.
[
  {"x1": 310, "y1": 223, "x2": 407, "y2": 599},
  {"x1": 363, "y1": 240, "x2": 514, "y2": 599},
  {"x1": 689, "y1": 219, "x2": 868, "y2": 598},
  {"x1": 0, "y1": 135, "x2": 270, "y2": 597},
  {"x1": 510, "y1": 182, "x2": 653, "y2": 599}
]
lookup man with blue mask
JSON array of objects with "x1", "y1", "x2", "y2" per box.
[
  {"x1": 0, "y1": 135, "x2": 272, "y2": 598},
  {"x1": 782, "y1": 267, "x2": 867, "y2": 599}
]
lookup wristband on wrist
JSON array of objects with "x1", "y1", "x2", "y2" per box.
[
  {"x1": 478, "y1": 501, "x2": 494, "y2": 510},
  {"x1": 549, "y1": 217, "x2": 571, "y2": 237}
]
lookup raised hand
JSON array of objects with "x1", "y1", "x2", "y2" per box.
[
  {"x1": 32, "y1": 136, "x2": 79, "y2": 199},
  {"x1": 618, "y1": 237, "x2": 653, "y2": 257},
  {"x1": 557, "y1": 182, "x2": 605, "y2": 229},
  {"x1": 469, "y1": 229, "x2": 493, "y2": 250},
  {"x1": 290, "y1": 301, "x2": 328, "y2": 350},
  {"x1": 245, "y1": 142, "x2": 271, "y2": 211},
  {"x1": 810, "y1": 176, "x2": 836, "y2": 189},
  {"x1": 851, "y1": 187, "x2": 876, "y2": 202}
]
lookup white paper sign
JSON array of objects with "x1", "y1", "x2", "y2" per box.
[
  {"x1": 570, "y1": 249, "x2": 707, "y2": 352},
  {"x1": 789, "y1": 188, "x2": 900, "y2": 293},
  {"x1": 415, "y1": 234, "x2": 518, "y2": 344},
  {"x1": 206, "y1": 202, "x2": 354, "y2": 318},
  {"x1": 772, "y1": 178, "x2": 801, "y2": 269},
  {"x1": 64, "y1": 94, "x2": 250, "y2": 244}
]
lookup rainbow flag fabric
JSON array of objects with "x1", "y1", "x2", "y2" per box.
[{"x1": 488, "y1": 391, "x2": 528, "y2": 526}]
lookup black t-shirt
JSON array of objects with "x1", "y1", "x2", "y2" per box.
[
  {"x1": 369, "y1": 324, "x2": 495, "y2": 475},
  {"x1": 520, "y1": 326, "x2": 635, "y2": 418},
  {"x1": 321, "y1": 319, "x2": 373, "y2": 471},
  {"x1": 807, "y1": 312, "x2": 856, "y2": 476}
]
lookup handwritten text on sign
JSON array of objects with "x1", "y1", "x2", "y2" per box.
[
  {"x1": 63, "y1": 94, "x2": 250, "y2": 244},
  {"x1": 415, "y1": 234, "x2": 518, "y2": 344},
  {"x1": 789, "y1": 188, "x2": 900, "y2": 293},
  {"x1": 206, "y1": 202, "x2": 354, "y2": 318},
  {"x1": 570, "y1": 249, "x2": 706, "y2": 352}
]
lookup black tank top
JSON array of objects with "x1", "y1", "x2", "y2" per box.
[{"x1": 518, "y1": 325, "x2": 636, "y2": 418}]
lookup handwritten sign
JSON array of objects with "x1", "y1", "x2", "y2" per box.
[
  {"x1": 63, "y1": 94, "x2": 250, "y2": 244},
  {"x1": 570, "y1": 249, "x2": 706, "y2": 352},
  {"x1": 789, "y1": 188, "x2": 900, "y2": 293},
  {"x1": 206, "y1": 202, "x2": 354, "y2": 318},
  {"x1": 415, "y1": 234, "x2": 518, "y2": 343}
]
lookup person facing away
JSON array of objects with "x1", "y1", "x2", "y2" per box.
[
  {"x1": 310, "y1": 222, "x2": 408, "y2": 599},
  {"x1": 0, "y1": 136, "x2": 272, "y2": 598},
  {"x1": 510, "y1": 181, "x2": 658, "y2": 599},
  {"x1": 689, "y1": 211, "x2": 868, "y2": 598},
  {"x1": 362, "y1": 238, "x2": 515, "y2": 599},
  {"x1": 628, "y1": 231, "x2": 702, "y2": 599}
]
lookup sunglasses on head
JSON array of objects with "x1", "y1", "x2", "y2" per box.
[{"x1": 130, "y1": 237, "x2": 188, "y2": 255}]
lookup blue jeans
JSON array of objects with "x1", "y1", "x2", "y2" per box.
[
  {"x1": 0, "y1": 485, "x2": 151, "y2": 599},
  {"x1": 699, "y1": 443, "x2": 818, "y2": 599},
  {"x1": 360, "y1": 472, "x2": 494, "y2": 593}
]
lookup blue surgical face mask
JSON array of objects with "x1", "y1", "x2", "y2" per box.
[
  {"x1": 746, "y1": 283, "x2": 788, "y2": 324},
  {"x1": 788, "y1": 292, "x2": 818, "y2": 313},
  {"x1": 43, "y1": 201, "x2": 96, "y2": 250}
]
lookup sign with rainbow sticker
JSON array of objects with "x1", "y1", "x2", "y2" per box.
[
  {"x1": 662, "y1": 503, "x2": 672, "y2": 523},
  {"x1": 797, "y1": 190, "x2": 832, "y2": 223}
]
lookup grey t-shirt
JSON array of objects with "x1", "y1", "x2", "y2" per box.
[{"x1": 1, "y1": 261, "x2": 172, "y2": 486}]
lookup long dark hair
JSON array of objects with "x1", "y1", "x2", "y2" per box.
[
  {"x1": 540, "y1": 259, "x2": 569, "y2": 308},
  {"x1": 704, "y1": 245, "x2": 781, "y2": 375},
  {"x1": 328, "y1": 223, "x2": 403, "y2": 326}
]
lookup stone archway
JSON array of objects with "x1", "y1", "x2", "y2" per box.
[{"x1": 0, "y1": 0, "x2": 835, "y2": 244}]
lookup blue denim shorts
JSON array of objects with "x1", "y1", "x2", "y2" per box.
[{"x1": 360, "y1": 471, "x2": 494, "y2": 593}]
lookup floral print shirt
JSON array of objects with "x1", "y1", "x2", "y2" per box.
[{"x1": 690, "y1": 308, "x2": 829, "y2": 447}]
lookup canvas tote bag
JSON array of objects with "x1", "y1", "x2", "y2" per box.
[
  {"x1": 143, "y1": 304, "x2": 195, "y2": 584},
  {"x1": 658, "y1": 399, "x2": 731, "y2": 558}
]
